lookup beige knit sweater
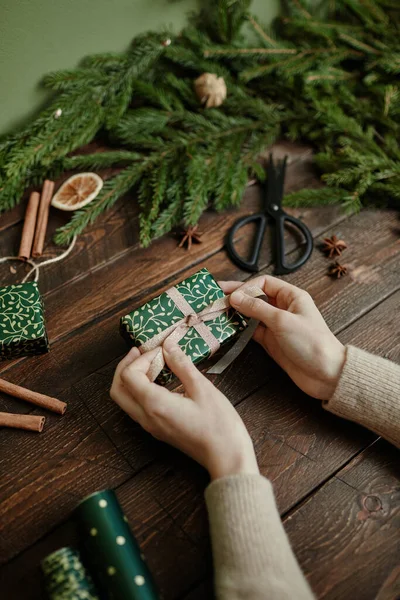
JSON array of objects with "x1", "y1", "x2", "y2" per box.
[{"x1": 205, "y1": 346, "x2": 400, "y2": 599}]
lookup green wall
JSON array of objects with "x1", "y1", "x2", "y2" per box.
[{"x1": 0, "y1": 0, "x2": 278, "y2": 135}]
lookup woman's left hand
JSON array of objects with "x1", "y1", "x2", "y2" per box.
[{"x1": 110, "y1": 338, "x2": 259, "y2": 481}]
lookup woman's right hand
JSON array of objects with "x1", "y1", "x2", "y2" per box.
[{"x1": 220, "y1": 276, "x2": 346, "y2": 401}]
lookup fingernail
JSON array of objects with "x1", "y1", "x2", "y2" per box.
[{"x1": 230, "y1": 290, "x2": 244, "y2": 307}]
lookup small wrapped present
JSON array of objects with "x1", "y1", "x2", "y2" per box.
[
  {"x1": 120, "y1": 268, "x2": 249, "y2": 384},
  {"x1": 0, "y1": 282, "x2": 49, "y2": 359}
]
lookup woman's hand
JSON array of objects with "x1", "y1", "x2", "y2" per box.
[
  {"x1": 110, "y1": 338, "x2": 259, "y2": 481},
  {"x1": 221, "y1": 276, "x2": 346, "y2": 401}
]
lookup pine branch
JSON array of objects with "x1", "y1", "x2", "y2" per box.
[
  {"x1": 283, "y1": 186, "x2": 348, "y2": 207},
  {"x1": 1, "y1": 0, "x2": 399, "y2": 246},
  {"x1": 151, "y1": 162, "x2": 186, "y2": 239},
  {"x1": 247, "y1": 15, "x2": 279, "y2": 47},
  {"x1": 63, "y1": 150, "x2": 142, "y2": 170}
]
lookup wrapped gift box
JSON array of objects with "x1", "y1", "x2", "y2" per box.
[
  {"x1": 0, "y1": 282, "x2": 49, "y2": 359},
  {"x1": 120, "y1": 268, "x2": 247, "y2": 384}
]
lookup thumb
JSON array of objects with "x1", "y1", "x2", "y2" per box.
[
  {"x1": 163, "y1": 338, "x2": 207, "y2": 397},
  {"x1": 230, "y1": 289, "x2": 279, "y2": 327}
]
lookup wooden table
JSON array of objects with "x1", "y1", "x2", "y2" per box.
[{"x1": 0, "y1": 143, "x2": 399, "y2": 600}]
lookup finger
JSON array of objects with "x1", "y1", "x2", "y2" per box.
[
  {"x1": 111, "y1": 354, "x2": 146, "y2": 422},
  {"x1": 220, "y1": 280, "x2": 280, "y2": 309},
  {"x1": 114, "y1": 347, "x2": 141, "y2": 381},
  {"x1": 218, "y1": 280, "x2": 243, "y2": 294},
  {"x1": 252, "y1": 323, "x2": 266, "y2": 346},
  {"x1": 113, "y1": 388, "x2": 145, "y2": 423},
  {"x1": 163, "y1": 338, "x2": 208, "y2": 397},
  {"x1": 229, "y1": 289, "x2": 280, "y2": 326},
  {"x1": 120, "y1": 347, "x2": 165, "y2": 398},
  {"x1": 241, "y1": 275, "x2": 303, "y2": 310},
  {"x1": 111, "y1": 346, "x2": 141, "y2": 401}
]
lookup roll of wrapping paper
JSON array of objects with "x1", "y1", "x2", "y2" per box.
[
  {"x1": 75, "y1": 489, "x2": 159, "y2": 600},
  {"x1": 41, "y1": 547, "x2": 99, "y2": 600}
]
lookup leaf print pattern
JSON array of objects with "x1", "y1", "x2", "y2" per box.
[
  {"x1": 120, "y1": 269, "x2": 247, "y2": 384},
  {"x1": 0, "y1": 282, "x2": 49, "y2": 359}
]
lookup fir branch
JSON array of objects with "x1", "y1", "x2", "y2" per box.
[
  {"x1": 247, "y1": 15, "x2": 279, "y2": 47},
  {"x1": 184, "y1": 152, "x2": 211, "y2": 225},
  {"x1": 151, "y1": 162, "x2": 186, "y2": 239},
  {"x1": 283, "y1": 186, "x2": 348, "y2": 207},
  {"x1": 63, "y1": 150, "x2": 142, "y2": 170},
  {"x1": 204, "y1": 47, "x2": 298, "y2": 57},
  {"x1": 1, "y1": 0, "x2": 399, "y2": 246}
]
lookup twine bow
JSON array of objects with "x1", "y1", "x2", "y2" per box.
[{"x1": 140, "y1": 284, "x2": 264, "y2": 381}]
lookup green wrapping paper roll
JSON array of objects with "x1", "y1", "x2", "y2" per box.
[
  {"x1": 75, "y1": 490, "x2": 159, "y2": 600},
  {"x1": 41, "y1": 547, "x2": 99, "y2": 600}
]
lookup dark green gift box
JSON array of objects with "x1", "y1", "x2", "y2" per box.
[
  {"x1": 0, "y1": 282, "x2": 49, "y2": 359},
  {"x1": 120, "y1": 268, "x2": 247, "y2": 384}
]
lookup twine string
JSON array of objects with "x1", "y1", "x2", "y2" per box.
[{"x1": 0, "y1": 236, "x2": 77, "y2": 283}]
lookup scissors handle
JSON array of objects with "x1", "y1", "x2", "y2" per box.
[
  {"x1": 226, "y1": 213, "x2": 267, "y2": 272},
  {"x1": 274, "y1": 212, "x2": 313, "y2": 275}
]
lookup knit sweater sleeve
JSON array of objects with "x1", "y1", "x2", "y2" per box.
[
  {"x1": 205, "y1": 474, "x2": 315, "y2": 600},
  {"x1": 323, "y1": 346, "x2": 400, "y2": 448}
]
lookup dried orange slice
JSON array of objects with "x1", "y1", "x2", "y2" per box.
[{"x1": 51, "y1": 173, "x2": 103, "y2": 211}]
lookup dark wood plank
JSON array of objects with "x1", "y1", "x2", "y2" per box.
[
  {"x1": 0, "y1": 383, "x2": 134, "y2": 564},
  {"x1": 337, "y1": 289, "x2": 400, "y2": 362},
  {"x1": 0, "y1": 195, "x2": 139, "y2": 292},
  {"x1": 0, "y1": 200, "x2": 26, "y2": 233},
  {"x1": 0, "y1": 209, "x2": 397, "y2": 564},
  {"x1": 0, "y1": 156, "x2": 339, "y2": 563},
  {"x1": 0, "y1": 454, "x2": 212, "y2": 600},
  {"x1": 0, "y1": 157, "x2": 397, "y2": 596},
  {"x1": 284, "y1": 440, "x2": 400, "y2": 600},
  {"x1": 68, "y1": 209, "x2": 400, "y2": 472},
  {"x1": 181, "y1": 441, "x2": 400, "y2": 600},
  {"x1": 2, "y1": 272, "x2": 398, "y2": 597}
]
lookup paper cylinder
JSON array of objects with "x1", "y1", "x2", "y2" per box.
[
  {"x1": 75, "y1": 489, "x2": 159, "y2": 600},
  {"x1": 41, "y1": 546, "x2": 99, "y2": 600}
]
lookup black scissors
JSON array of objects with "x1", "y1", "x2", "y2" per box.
[{"x1": 226, "y1": 155, "x2": 313, "y2": 275}]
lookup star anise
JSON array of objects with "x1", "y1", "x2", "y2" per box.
[
  {"x1": 329, "y1": 261, "x2": 347, "y2": 279},
  {"x1": 322, "y1": 235, "x2": 347, "y2": 258},
  {"x1": 178, "y1": 225, "x2": 203, "y2": 250}
]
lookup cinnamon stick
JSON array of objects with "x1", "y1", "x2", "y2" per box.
[
  {"x1": 32, "y1": 179, "x2": 55, "y2": 257},
  {"x1": 0, "y1": 412, "x2": 45, "y2": 433},
  {"x1": 0, "y1": 378, "x2": 67, "y2": 415},
  {"x1": 18, "y1": 191, "x2": 40, "y2": 260}
]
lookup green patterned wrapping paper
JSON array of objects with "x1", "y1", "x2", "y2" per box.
[
  {"x1": 41, "y1": 547, "x2": 99, "y2": 600},
  {"x1": 120, "y1": 268, "x2": 247, "y2": 384},
  {"x1": 75, "y1": 490, "x2": 159, "y2": 600},
  {"x1": 0, "y1": 282, "x2": 49, "y2": 359}
]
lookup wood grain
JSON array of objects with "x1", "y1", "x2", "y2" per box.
[
  {"x1": 0, "y1": 209, "x2": 398, "y2": 566},
  {"x1": 1, "y1": 266, "x2": 398, "y2": 598},
  {"x1": 1, "y1": 142, "x2": 399, "y2": 599},
  {"x1": 284, "y1": 440, "x2": 400, "y2": 600},
  {"x1": 0, "y1": 385, "x2": 133, "y2": 564}
]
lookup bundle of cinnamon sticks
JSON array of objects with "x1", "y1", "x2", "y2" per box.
[
  {"x1": 19, "y1": 179, "x2": 55, "y2": 260},
  {"x1": 0, "y1": 378, "x2": 66, "y2": 433}
]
